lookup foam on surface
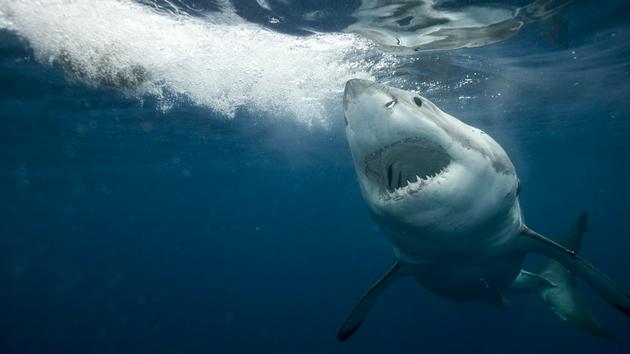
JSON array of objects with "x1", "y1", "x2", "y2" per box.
[{"x1": 0, "y1": 0, "x2": 394, "y2": 126}]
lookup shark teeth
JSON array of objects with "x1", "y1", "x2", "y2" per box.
[{"x1": 384, "y1": 168, "x2": 447, "y2": 201}]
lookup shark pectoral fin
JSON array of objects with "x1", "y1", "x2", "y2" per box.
[
  {"x1": 509, "y1": 270, "x2": 555, "y2": 293},
  {"x1": 512, "y1": 221, "x2": 613, "y2": 336},
  {"x1": 519, "y1": 226, "x2": 630, "y2": 318},
  {"x1": 535, "y1": 212, "x2": 614, "y2": 337},
  {"x1": 337, "y1": 261, "x2": 405, "y2": 341},
  {"x1": 509, "y1": 269, "x2": 615, "y2": 336},
  {"x1": 539, "y1": 280, "x2": 615, "y2": 337}
]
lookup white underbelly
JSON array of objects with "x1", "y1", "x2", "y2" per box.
[
  {"x1": 381, "y1": 217, "x2": 524, "y2": 300},
  {"x1": 408, "y1": 252, "x2": 525, "y2": 301},
  {"x1": 387, "y1": 222, "x2": 520, "y2": 264}
]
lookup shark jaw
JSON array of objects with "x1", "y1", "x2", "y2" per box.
[{"x1": 364, "y1": 136, "x2": 452, "y2": 201}]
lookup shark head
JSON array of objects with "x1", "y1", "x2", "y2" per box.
[{"x1": 343, "y1": 79, "x2": 520, "y2": 241}]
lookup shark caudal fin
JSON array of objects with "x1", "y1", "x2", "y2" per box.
[
  {"x1": 337, "y1": 262, "x2": 405, "y2": 341},
  {"x1": 518, "y1": 212, "x2": 630, "y2": 336}
]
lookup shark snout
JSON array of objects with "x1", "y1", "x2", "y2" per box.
[
  {"x1": 343, "y1": 79, "x2": 381, "y2": 125},
  {"x1": 344, "y1": 79, "x2": 373, "y2": 98},
  {"x1": 344, "y1": 79, "x2": 364, "y2": 113},
  {"x1": 343, "y1": 79, "x2": 377, "y2": 108}
]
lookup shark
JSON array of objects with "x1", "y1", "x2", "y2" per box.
[{"x1": 338, "y1": 78, "x2": 630, "y2": 340}]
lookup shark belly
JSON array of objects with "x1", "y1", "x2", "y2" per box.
[
  {"x1": 377, "y1": 203, "x2": 524, "y2": 302},
  {"x1": 409, "y1": 249, "x2": 524, "y2": 303}
]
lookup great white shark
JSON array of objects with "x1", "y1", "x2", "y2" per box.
[{"x1": 338, "y1": 78, "x2": 630, "y2": 340}]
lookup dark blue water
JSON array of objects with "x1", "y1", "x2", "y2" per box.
[{"x1": 1, "y1": 1, "x2": 629, "y2": 353}]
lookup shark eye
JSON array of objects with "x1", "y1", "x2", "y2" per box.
[
  {"x1": 413, "y1": 97, "x2": 423, "y2": 107},
  {"x1": 384, "y1": 100, "x2": 396, "y2": 109}
]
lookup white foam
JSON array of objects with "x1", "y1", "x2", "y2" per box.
[{"x1": 0, "y1": 0, "x2": 394, "y2": 126}]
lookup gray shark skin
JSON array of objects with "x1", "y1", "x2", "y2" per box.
[{"x1": 338, "y1": 79, "x2": 630, "y2": 341}]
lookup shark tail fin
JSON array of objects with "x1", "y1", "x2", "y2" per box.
[
  {"x1": 337, "y1": 261, "x2": 404, "y2": 341},
  {"x1": 519, "y1": 212, "x2": 615, "y2": 337}
]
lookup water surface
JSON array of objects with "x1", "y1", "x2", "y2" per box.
[{"x1": 1, "y1": 1, "x2": 629, "y2": 353}]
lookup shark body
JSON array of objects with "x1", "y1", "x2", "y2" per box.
[{"x1": 339, "y1": 79, "x2": 630, "y2": 340}]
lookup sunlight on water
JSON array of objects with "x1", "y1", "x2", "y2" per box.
[
  {"x1": 0, "y1": 0, "x2": 397, "y2": 126},
  {"x1": 345, "y1": 0, "x2": 569, "y2": 53}
]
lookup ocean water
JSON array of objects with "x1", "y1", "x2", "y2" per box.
[{"x1": 0, "y1": 1, "x2": 629, "y2": 353}]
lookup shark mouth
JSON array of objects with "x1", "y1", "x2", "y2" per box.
[{"x1": 364, "y1": 137, "x2": 451, "y2": 200}]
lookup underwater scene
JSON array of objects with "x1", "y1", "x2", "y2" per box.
[{"x1": 1, "y1": 0, "x2": 629, "y2": 353}]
